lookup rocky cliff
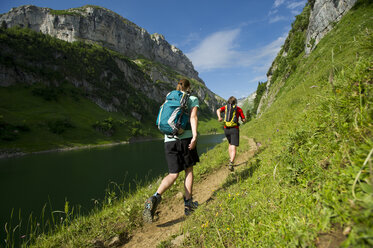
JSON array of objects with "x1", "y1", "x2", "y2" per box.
[
  {"x1": 305, "y1": 0, "x2": 357, "y2": 54},
  {"x1": 0, "y1": 5, "x2": 225, "y2": 116},
  {"x1": 257, "y1": 0, "x2": 357, "y2": 115},
  {"x1": 0, "y1": 5, "x2": 202, "y2": 82}
]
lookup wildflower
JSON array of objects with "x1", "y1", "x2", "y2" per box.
[
  {"x1": 20, "y1": 235, "x2": 26, "y2": 239},
  {"x1": 201, "y1": 221, "x2": 209, "y2": 228},
  {"x1": 215, "y1": 212, "x2": 219, "y2": 216},
  {"x1": 227, "y1": 227, "x2": 230, "y2": 230}
]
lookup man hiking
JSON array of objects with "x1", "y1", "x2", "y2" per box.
[
  {"x1": 216, "y1": 96, "x2": 246, "y2": 171},
  {"x1": 143, "y1": 79, "x2": 199, "y2": 222}
]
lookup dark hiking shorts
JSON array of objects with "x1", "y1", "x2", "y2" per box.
[
  {"x1": 164, "y1": 138, "x2": 200, "y2": 173},
  {"x1": 224, "y1": 127, "x2": 240, "y2": 146}
]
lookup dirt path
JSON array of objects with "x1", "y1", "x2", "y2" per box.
[{"x1": 121, "y1": 137, "x2": 258, "y2": 248}]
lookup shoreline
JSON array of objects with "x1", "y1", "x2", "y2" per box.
[
  {"x1": 0, "y1": 133, "x2": 222, "y2": 160},
  {"x1": 0, "y1": 141, "x2": 131, "y2": 159}
]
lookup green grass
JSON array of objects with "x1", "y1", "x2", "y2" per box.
[
  {"x1": 0, "y1": 83, "x2": 159, "y2": 152},
  {"x1": 0, "y1": 26, "x2": 220, "y2": 153},
  {"x1": 4, "y1": 1, "x2": 372, "y2": 247},
  {"x1": 180, "y1": 1, "x2": 373, "y2": 247}
]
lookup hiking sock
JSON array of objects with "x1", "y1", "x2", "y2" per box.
[{"x1": 184, "y1": 197, "x2": 198, "y2": 216}]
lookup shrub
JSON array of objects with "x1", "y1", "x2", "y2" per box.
[
  {"x1": 47, "y1": 118, "x2": 74, "y2": 134},
  {"x1": 92, "y1": 117, "x2": 115, "y2": 136}
]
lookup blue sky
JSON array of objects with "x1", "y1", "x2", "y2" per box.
[{"x1": 0, "y1": 0, "x2": 307, "y2": 100}]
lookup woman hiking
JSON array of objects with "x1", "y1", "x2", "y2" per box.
[
  {"x1": 216, "y1": 96, "x2": 246, "y2": 171},
  {"x1": 143, "y1": 79, "x2": 199, "y2": 222}
]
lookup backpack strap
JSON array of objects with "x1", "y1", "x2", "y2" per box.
[{"x1": 171, "y1": 92, "x2": 190, "y2": 137}]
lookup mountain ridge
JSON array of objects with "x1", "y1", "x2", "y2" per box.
[{"x1": 0, "y1": 4, "x2": 203, "y2": 82}]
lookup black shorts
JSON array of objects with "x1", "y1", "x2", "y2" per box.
[
  {"x1": 224, "y1": 127, "x2": 239, "y2": 146},
  {"x1": 164, "y1": 138, "x2": 200, "y2": 173}
]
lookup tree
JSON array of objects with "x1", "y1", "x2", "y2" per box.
[
  {"x1": 245, "y1": 109, "x2": 252, "y2": 122},
  {"x1": 1, "y1": 21, "x2": 7, "y2": 29},
  {"x1": 253, "y1": 81, "x2": 267, "y2": 115}
]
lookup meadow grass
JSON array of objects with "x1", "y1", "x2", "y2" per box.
[
  {"x1": 180, "y1": 1, "x2": 373, "y2": 247},
  {"x1": 3, "y1": 1, "x2": 372, "y2": 247}
]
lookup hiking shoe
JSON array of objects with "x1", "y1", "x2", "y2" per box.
[
  {"x1": 228, "y1": 161, "x2": 234, "y2": 172},
  {"x1": 143, "y1": 194, "x2": 161, "y2": 223},
  {"x1": 184, "y1": 197, "x2": 199, "y2": 216}
]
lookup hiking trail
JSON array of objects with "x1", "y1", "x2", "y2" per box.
[{"x1": 121, "y1": 137, "x2": 258, "y2": 248}]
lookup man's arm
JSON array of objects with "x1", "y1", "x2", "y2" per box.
[
  {"x1": 239, "y1": 107, "x2": 246, "y2": 123},
  {"x1": 189, "y1": 106, "x2": 198, "y2": 150},
  {"x1": 216, "y1": 108, "x2": 223, "y2": 122}
]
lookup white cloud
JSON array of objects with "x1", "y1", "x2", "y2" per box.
[
  {"x1": 249, "y1": 75, "x2": 267, "y2": 83},
  {"x1": 273, "y1": 0, "x2": 286, "y2": 8},
  {"x1": 268, "y1": 9, "x2": 279, "y2": 16},
  {"x1": 291, "y1": 9, "x2": 302, "y2": 15},
  {"x1": 269, "y1": 15, "x2": 288, "y2": 23},
  {"x1": 269, "y1": 0, "x2": 306, "y2": 21},
  {"x1": 187, "y1": 29, "x2": 287, "y2": 73},
  {"x1": 287, "y1": 0, "x2": 307, "y2": 9},
  {"x1": 186, "y1": 29, "x2": 241, "y2": 70}
]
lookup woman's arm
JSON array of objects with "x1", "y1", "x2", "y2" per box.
[{"x1": 188, "y1": 106, "x2": 198, "y2": 150}]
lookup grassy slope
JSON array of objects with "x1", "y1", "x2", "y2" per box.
[
  {"x1": 0, "y1": 28, "x2": 221, "y2": 153},
  {"x1": 7, "y1": 1, "x2": 371, "y2": 247},
  {"x1": 181, "y1": 1, "x2": 373, "y2": 247},
  {"x1": 0, "y1": 84, "x2": 151, "y2": 152}
]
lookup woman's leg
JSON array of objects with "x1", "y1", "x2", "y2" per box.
[
  {"x1": 156, "y1": 173, "x2": 179, "y2": 195},
  {"x1": 184, "y1": 166, "x2": 194, "y2": 200}
]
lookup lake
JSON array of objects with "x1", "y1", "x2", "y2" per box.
[{"x1": 0, "y1": 134, "x2": 224, "y2": 244}]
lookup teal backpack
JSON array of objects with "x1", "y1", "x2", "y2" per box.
[{"x1": 156, "y1": 90, "x2": 190, "y2": 137}]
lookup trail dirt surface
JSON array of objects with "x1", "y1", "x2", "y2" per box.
[{"x1": 121, "y1": 137, "x2": 257, "y2": 248}]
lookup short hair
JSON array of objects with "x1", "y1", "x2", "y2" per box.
[
  {"x1": 176, "y1": 79, "x2": 191, "y2": 92},
  {"x1": 228, "y1": 96, "x2": 237, "y2": 105}
]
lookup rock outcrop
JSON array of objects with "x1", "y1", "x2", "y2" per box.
[
  {"x1": 0, "y1": 5, "x2": 225, "y2": 115},
  {"x1": 0, "y1": 5, "x2": 202, "y2": 82},
  {"x1": 257, "y1": 0, "x2": 357, "y2": 116},
  {"x1": 305, "y1": 0, "x2": 357, "y2": 54}
]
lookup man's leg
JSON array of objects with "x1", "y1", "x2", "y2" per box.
[
  {"x1": 184, "y1": 166, "x2": 193, "y2": 200},
  {"x1": 157, "y1": 173, "x2": 179, "y2": 194},
  {"x1": 229, "y1": 144, "x2": 236, "y2": 163}
]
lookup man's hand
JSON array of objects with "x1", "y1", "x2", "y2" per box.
[
  {"x1": 188, "y1": 137, "x2": 197, "y2": 150},
  {"x1": 218, "y1": 117, "x2": 223, "y2": 122}
]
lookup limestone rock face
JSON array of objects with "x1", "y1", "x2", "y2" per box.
[
  {"x1": 0, "y1": 5, "x2": 226, "y2": 114},
  {"x1": 257, "y1": 0, "x2": 358, "y2": 116},
  {"x1": 0, "y1": 5, "x2": 202, "y2": 82},
  {"x1": 305, "y1": 0, "x2": 357, "y2": 54}
]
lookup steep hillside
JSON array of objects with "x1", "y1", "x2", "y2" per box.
[
  {"x1": 237, "y1": 92, "x2": 256, "y2": 115},
  {"x1": 3, "y1": 0, "x2": 371, "y2": 247},
  {"x1": 0, "y1": 6, "x2": 225, "y2": 154},
  {"x1": 0, "y1": 5, "x2": 201, "y2": 81},
  {"x1": 182, "y1": 0, "x2": 372, "y2": 246},
  {"x1": 258, "y1": 0, "x2": 357, "y2": 115}
]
